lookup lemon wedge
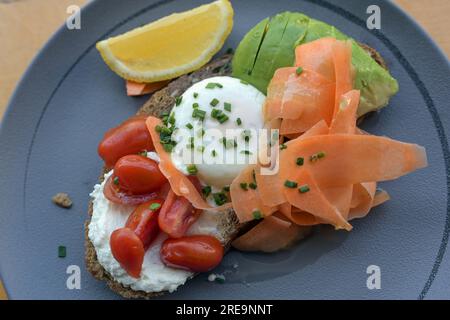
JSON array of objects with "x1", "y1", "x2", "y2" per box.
[{"x1": 96, "y1": 0, "x2": 233, "y2": 82}]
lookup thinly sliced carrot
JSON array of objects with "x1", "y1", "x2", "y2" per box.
[
  {"x1": 265, "y1": 67, "x2": 335, "y2": 122},
  {"x1": 279, "y1": 202, "x2": 322, "y2": 226},
  {"x1": 372, "y1": 189, "x2": 390, "y2": 207},
  {"x1": 231, "y1": 214, "x2": 312, "y2": 253},
  {"x1": 279, "y1": 134, "x2": 427, "y2": 188},
  {"x1": 295, "y1": 37, "x2": 336, "y2": 82},
  {"x1": 230, "y1": 164, "x2": 277, "y2": 223},
  {"x1": 329, "y1": 90, "x2": 360, "y2": 134},
  {"x1": 146, "y1": 116, "x2": 231, "y2": 211},
  {"x1": 126, "y1": 80, "x2": 169, "y2": 96},
  {"x1": 256, "y1": 120, "x2": 329, "y2": 208},
  {"x1": 282, "y1": 169, "x2": 352, "y2": 230},
  {"x1": 348, "y1": 182, "x2": 377, "y2": 220},
  {"x1": 332, "y1": 40, "x2": 353, "y2": 117}
]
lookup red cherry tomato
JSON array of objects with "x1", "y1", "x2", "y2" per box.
[
  {"x1": 103, "y1": 174, "x2": 159, "y2": 205},
  {"x1": 98, "y1": 115, "x2": 154, "y2": 168},
  {"x1": 114, "y1": 155, "x2": 167, "y2": 194},
  {"x1": 126, "y1": 200, "x2": 163, "y2": 250},
  {"x1": 160, "y1": 235, "x2": 224, "y2": 272},
  {"x1": 158, "y1": 189, "x2": 200, "y2": 238},
  {"x1": 110, "y1": 228, "x2": 145, "y2": 278}
]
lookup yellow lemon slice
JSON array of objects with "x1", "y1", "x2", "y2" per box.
[{"x1": 96, "y1": 0, "x2": 233, "y2": 82}]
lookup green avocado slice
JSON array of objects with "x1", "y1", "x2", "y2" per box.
[{"x1": 232, "y1": 13, "x2": 399, "y2": 116}]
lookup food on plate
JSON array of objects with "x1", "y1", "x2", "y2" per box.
[
  {"x1": 96, "y1": 0, "x2": 233, "y2": 83},
  {"x1": 232, "y1": 12, "x2": 399, "y2": 116},
  {"x1": 52, "y1": 192, "x2": 73, "y2": 208},
  {"x1": 86, "y1": 2, "x2": 427, "y2": 299},
  {"x1": 126, "y1": 80, "x2": 170, "y2": 96}
]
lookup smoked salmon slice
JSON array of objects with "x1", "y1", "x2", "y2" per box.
[
  {"x1": 146, "y1": 116, "x2": 231, "y2": 211},
  {"x1": 126, "y1": 80, "x2": 169, "y2": 96}
]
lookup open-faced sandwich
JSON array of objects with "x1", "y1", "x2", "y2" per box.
[{"x1": 86, "y1": 0, "x2": 427, "y2": 298}]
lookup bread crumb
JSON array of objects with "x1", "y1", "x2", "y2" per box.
[{"x1": 52, "y1": 193, "x2": 73, "y2": 208}]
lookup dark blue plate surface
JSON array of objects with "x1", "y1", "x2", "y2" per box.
[{"x1": 0, "y1": 0, "x2": 449, "y2": 299}]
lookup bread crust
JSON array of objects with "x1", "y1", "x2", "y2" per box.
[{"x1": 85, "y1": 44, "x2": 389, "y2": 299}]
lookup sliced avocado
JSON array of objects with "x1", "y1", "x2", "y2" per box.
[
  {"x1": 231, "y1": 17, "x2": 269, "y2": 82},
  {"x1": 232, "y1": 12, "x2": 309, "y2": 93},
  {"x1": 232, "y1": 13, "x2": 399, "y2": 115}
]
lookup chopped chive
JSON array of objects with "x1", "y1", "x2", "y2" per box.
[
  {"x1": 310, "y1": 151, "x2": 326, "y2": 162},
  {"x1": 211, "y1": 149, "x2": 217, "y2": 157},
  {"x1": 113, "y1": 177, "x2": 119, "y2": 185},
  {"x1": 155, "y1": 125, "x2": 163, "y2": 133},
  {"x1": 240, "y1": 183, "x2": 248, "y2": 191},
  {"x1": 236, "y1": 118, "x2": 242, "y2": 126},
  {"x1": 298, "y1": 185, "x2": 310, "y2": 193},
  {"x1": 241, "y1": 129, "x2": 251, "y2": 142},
  {"x1": 168, "y1": 113, "x2": 176, "y2": 125},
  {"x1": 175, "y1": 96, "x2": 183, "y2": 106},
  {"x1": 212, "y1": 192, "x2": 228, "y2": 206},
  {"x1": 192, "y1": 102, "x2": 199, "y2": 109},
  {"x1": 187, "y1": 164, "x2": 198, "y2": 175},
  {"x1": 223, "y1": 186, "x2": 230, "y2": 192},
  {"x1": 226, "y1": 47, "x2": 234, "y2": 54},
  {"x1": 197, "y1": 128, "x2": 205, "y2": 137},
  {"x1": 280, "y1": 144, "x2": 287, "y2": 150},
  {"x1": 296, "y1": 67, "x2": 303, "y2": 76},
  {"x1": 192, "y1": 109, "x2": 206, "y2": 121},
  {"x1": 206, "y1": 82, "x2": 223, "y2": 89},
  {"x1": 58, "y1": 246, "x2": 66, "y2": 258},
  {"x1": 186, "y1": 123, "x2": 193, "y2": 129},
  {"x1": 224, "y1": 102, "x2": 232, "y2": 112},
  {"x1": 249, "y1": 182, "x2": 257, "y2": 190},
  {"x1": 210, "y1": 98, "x2": 220, "y2": 107},
  {"x1": 211, "y1": 108, "x2": 222, "y2": 118},
  {"x1": 217, "y1": 114, "x2": 229, "y2": 124},
  {"x1": 197, "y1": 145, "x2": 205, "y2": 153},
  {"x1": 240, "y1": 150, "x2": 252, "y2": 155},
  {"x1": 193, "y1": 92, "x2": 199, "y2": 98},
  {"x1": 202, "y1": 185, "x2": 212, "y2": 197},
  {"x1": 296, "y1": 157, "x2": 304, "y2": 166},
  {"x1": 252, "y1": 169, "x2": 256, "y2": 183},
  {"x1": 284, "y1": 180, "x2": 298, "y2": 188},
  {"x1": 252, "y1": 210, "x2": 262, "y2": 220},
  {"x1": 149, "y1": 203, "x2": 161, "y2": 210},
  {"x1": 162, "y1": 143, "x2": 175, "y2": 152},
  {"x1": 138, "y1": 150, "x2": 147, "y2": 157},
  {"x1": 240, "y1": 80, "x2": 249, "y2": 85}
]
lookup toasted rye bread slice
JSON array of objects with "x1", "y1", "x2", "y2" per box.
[{"x1": 85, "y1": 44, "x2": 389, "y2": 299}]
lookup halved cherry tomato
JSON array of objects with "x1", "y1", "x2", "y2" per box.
[
  {"x1": 110, "y1": 228, "x2": 145, "y2": 278},
  {"x1": 160, "y1": 235, "x2": 224, "y2": 272},
  {"x1": 98, "y1": 115, "x2": 154, "y2": 168},
  {"x1": 158, "y1": 189, "x2": 200, "y2": 238},
  {"x1": 114, "y1": 155, "x2": 167, "y2": 194},
  {"x1": 126, "y1": 199, "x2": 163, "y2": 250},
  {"x1": 103, "y1": 174, "x2": 159, "y2": 205}
]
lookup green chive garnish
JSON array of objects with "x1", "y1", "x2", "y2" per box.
[
  {"x1": 58, "y1": 246, "x2": 66, "y2": 258},
  {"x1": 299, "y1": 185, "x2": 310, "y2": 193},
  {"x1": 217, "y1": 114, "x2": 229, "y2": 124},
  {"x1": 113, "y1": 177, "x2": 119, "y2": 185},
  {"x1": 284, "y1": 180, "x2": 298, "y2": 188},
  {"x1": 240, "y1": 183, "x2": 248, "y2": 191},
  {"x1": 193, "y1": 92, "x2": 199, "y2": 98},
  {"x1": 310, "y1": 151, "x2": 326, "y2": 162},
  {"x1": 138, "y1": 150, "x2": 147, "y2": 157},
  {"x1": 186, "y1": 123, "x2": 193, "y2": 129},
  {"x1": 192, "y1": 109, "x2": 206, "y2": 121},
  {"x1": 296, "y1": 157, "x2": 304, "y2": 166},
  {"x1": 193, "y1": 102, "x2": 199, "y2": 109},
  {"x1": 296, "y1": 67, "x2": 303, "y2": 75},
  {"x1": 224, "y1": 102, "x2": 232, "y2": 112},
  {"x1": 236, "y1": 118, "x2": 242, "y2": 126},
  {"x1": 211, "y1": 108, "x2": 222, "y2": 118},
  {"x1": 206, "y1": 82, "x2": 223, "y2": 89},
  {"x1": 168, "y1": 113, "x2": 176, "y2": 125},
  {"x1": 249, "y1": 182, "x2": 257, "y2": 190},
  {"x1": 252, "y1": 210, "x2": 262, "y2": 220},
  {"x1": 212, "y1": 192, "x2": 228, "y2": 206},
  {"x1": 211, "y1": 149, "x2": 217, "y2": 157},
  {"x1": 187, "y1": 164, "x2": 198, "y2": 175},
  {"x1": 162, "y1": 142, "x2": 175, "y2": 152},
  {"x1": 240, "y1": 80, "x2": 249, "y2": 85},
  {"x1": 280, "y1": 144, "x2": 287, "y2": 150},
  {"x1": 175, "y1": 96, "x2": 183, "y2": 106},
  {"x1": 197, "y1": 145, "x2": 205, "y2": 153},
  {"x1": 240, "y1": 150, "x2": 252, "y2": 155},
  {"x1": 202, "y1": 186, "x2": 212, "y2": 197},
  {"x1": 241, "y1": 130, "x2": 251, "y2": 142},
  {"x1": 149, "y1": 203, "x2": 161, "y2": 210},
  {"x1": 210, "y1": 98, "x2": 220, "y2": 107}
]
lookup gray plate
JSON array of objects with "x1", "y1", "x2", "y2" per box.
[{"x1": 0, "y1": 0, "x2": 449, "y2": 299}]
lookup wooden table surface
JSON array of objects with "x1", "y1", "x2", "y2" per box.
[{"x1": 0, "y1": 0, "x2": 449, "y2": 300}]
